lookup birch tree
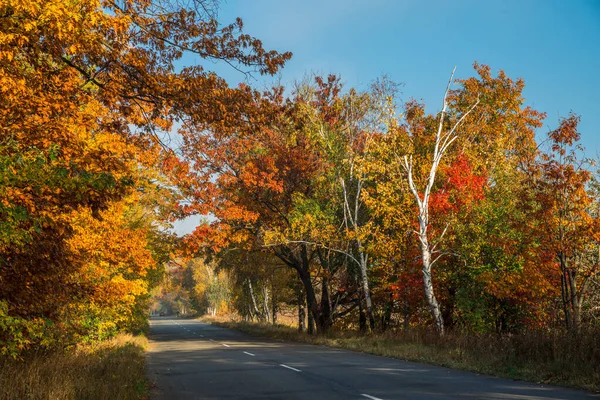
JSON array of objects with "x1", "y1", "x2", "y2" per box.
[
  {"x1": 401, "y1": 68, "x2": 479, "y2": 335},
  {"x1": 295, "y1": 76, "x2": 400, "y2": 331}
]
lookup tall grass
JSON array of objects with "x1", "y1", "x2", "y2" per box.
[
  {"x1": 0, "y1": 334, "x2": 149, "y2": 400},
  {"x1": 202, "y1": 316, "x2": 600, "y2": 393}
]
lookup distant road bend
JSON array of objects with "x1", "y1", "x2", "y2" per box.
[{"x1": 147, "y1": 317, "x2": 599, "y2": 400}]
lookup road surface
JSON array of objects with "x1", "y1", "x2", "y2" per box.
[{"x1": 147, "y1": 317, "x2": 599, "y2": 400}]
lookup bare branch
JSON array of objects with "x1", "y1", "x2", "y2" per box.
[
  {"x1": 430, "y1": 223, "x2": 450, "y2": 253},
  {"x1": 263, "y1": 240, "x2": 362, "y2": 268}
]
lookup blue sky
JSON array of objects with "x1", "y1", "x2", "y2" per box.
[
  {"x1": 212, "y1": 0, "x2": 600, "y2": 150},
  {"x1": 174, "y1": 0, "x2": 600, "y2": 234}
]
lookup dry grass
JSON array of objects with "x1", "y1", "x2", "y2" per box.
[
  {"x1": 0, "y1": 334, "x2": 149, "y2": 400},
  {"x1": 201, "y1": 316, "x2": 600, "y2": 393}
]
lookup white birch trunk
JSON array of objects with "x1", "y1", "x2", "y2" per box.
[
  {"x1": 247, "y1": 279, "x2": 261, "y2": 320},
  {"x1": 357, "y1": 244, "x2": 374, "y2": 329},
  {"x1": 341, "y1": 177, "x2": 375, "y2": 331},
  {"x1": 263, "y1": 284, "x2": 271, "y2": 323},
  {"x1": 419, "y1": 231, "x2": 444, "y2": 334}
]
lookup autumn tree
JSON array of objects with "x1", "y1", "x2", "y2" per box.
[
  {"x1": 388, "y1": 68, "x2": 479, "y2": 334},
  {"x1": 180, "y1": 80, "x2": 371, "y2": 333},
  {"x1": 363, "y1": 64, "x2": 546, "y2": 333},
  {"x1": 532, "y1": 114, "x2": 600, "y2": 331},
  {"x1": 289, "y1": 76, "x2": 401, "y2": 331},
  {"x1": 179, "y1": 94, "x2": 333, "y2": 332},
  {"x1": 0, "y1": 0, "x2": 289, "y2": 353}
]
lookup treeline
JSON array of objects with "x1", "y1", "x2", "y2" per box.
[
  {"x1": 2, "y1": 0, "x2": 598, "y2": 359},
  {"x1": 0, "y1": 0, "x2": 288, "y2": 356},
  {"x1": 175, "y1": 69, "x2": 600, "y2": 336}
]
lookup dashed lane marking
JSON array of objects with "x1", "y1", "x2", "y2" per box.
[
  {"x1": 280, "y1": 364, "x2": 301, "y2": 372},
  {"x1": 361, "y1": 394, "x2": 384, "y2": 400},
  {"x1": 243, "y1": 351, "x2": 255, "y2": 356}
]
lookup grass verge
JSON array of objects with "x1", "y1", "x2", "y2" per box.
[
  {"x1": 0, "y1": 333, "x2": 149, "y2": 400},
  {"x1": 201, "y1": 316, "x2": 600, "y2": 393}
]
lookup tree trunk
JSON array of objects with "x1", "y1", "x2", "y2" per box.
[
  {"x1": 299, "y1": 245, "x2": 320, "y2": 334},
  {"x1": 420, "y1": 234, "x2": 444, "y2": 335},
  {"x1": 272, "y1": 286, "x2": 278, "y2": 326},
  {"x1": 274, "y1": 243, "x2": 321, "y2": 334},
  {"x1": 560, "y1": 267, "x2": 571, "y2": 330},
  {"x1": 307, "y1": 302, "x2": 316, "y2": 334},
  {"x1": 359, "y1": 299, "x2": 367, "y2": 333},
  {"x1": 402, "y1": 294, "x2": 411, "y2": 331},
  {"x1": 559, "y1": 252, "x2": 579, "y2": 331},
  {"x1": 300, "y1": 272, "x2": 318, "y2": 335},
  {"x1": 297, "y1": 289, "x2": 305, "y2": 332},
  {"x1": 358, "y1": 249, "x2": 375, "y2": 331},
  {"x1": 568, "y1": 268, "x2": 580, "y2": 331},
  {"x1": 318, "y1": 276, "x2": 333, "y2": 334},
  {"x1": 263, "y1": 283, "x2": 271, "y2": 323},
  {"x1": 382, "y1": 293, "x2": 393, "y2": 332},
  {"x1": 341, "y1": 175, "x2": 376, "y2": 334},
  {"x1": 247, "y1": 279, "x2": 262, "y2": 321}
]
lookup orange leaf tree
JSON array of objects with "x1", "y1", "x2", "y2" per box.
[
  {"x1": 0, "y1": 0, "x2": 289, "y2": 354},
  {"x1": 531, "y1": 114, "x2": 600, "y2": 331}
]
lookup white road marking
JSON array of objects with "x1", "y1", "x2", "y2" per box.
[
  {"x1": 280, "y1": 364, "x2": 301, "y2": 372},
  {"x1": 200, "y1": 335, "x2": 204, "y2": 337},
  {"x1": 222, "y1": 343, "x2": 230, "y2": 347},
  {"x1": 243, "y1": 351, "x2": 255, "y2": 356},
  {"x1": 209, "y1": 339, "x2": 215, "y2": 342},
  {"x1": 361, "y1": 394, "x2": 384, "y2": 400}
]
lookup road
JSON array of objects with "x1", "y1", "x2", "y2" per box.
[{"x1": 147, "y1": 317, "x2": 599, "y2": 400}]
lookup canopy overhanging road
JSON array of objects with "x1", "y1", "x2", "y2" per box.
[{"x1": 147, "y1": 317, "x2": 599, "y2": 400}]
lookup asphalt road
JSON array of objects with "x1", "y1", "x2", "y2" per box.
[{"x1": 147, "y1": 317, "x2": 599, "y2": 400}]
